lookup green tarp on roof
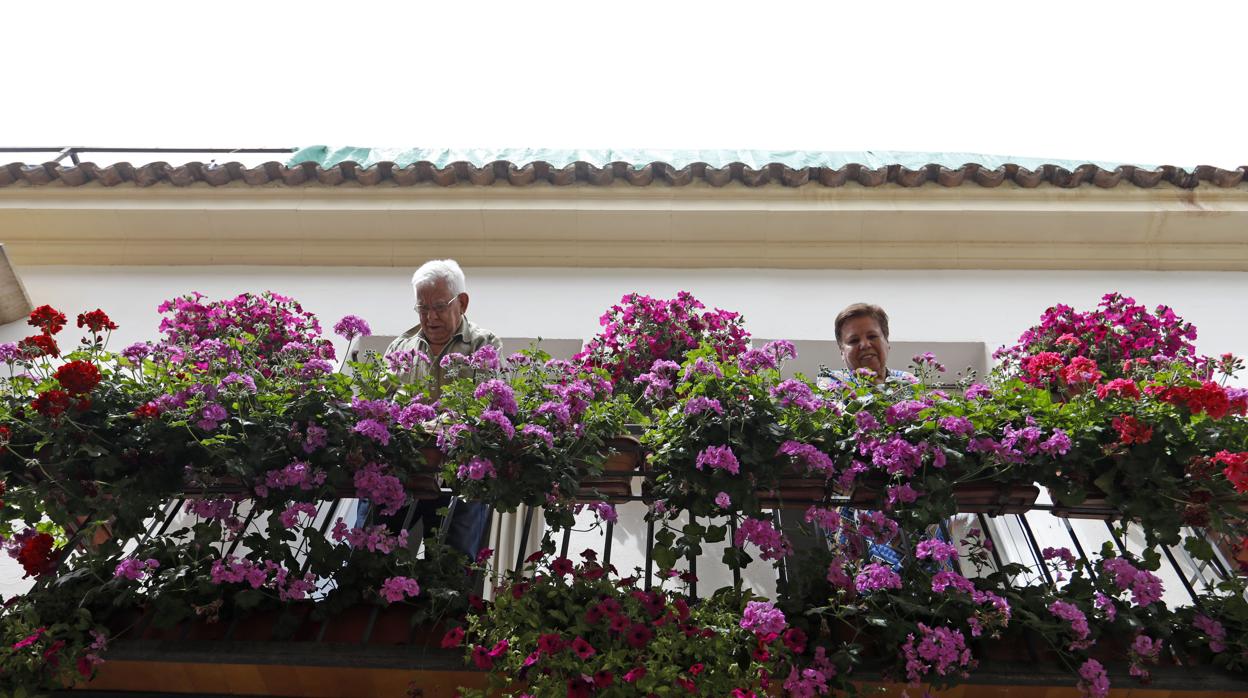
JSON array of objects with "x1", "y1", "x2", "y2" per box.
[{"x1": 289, "y1": 146, "x2": 1146, "y2": 172}]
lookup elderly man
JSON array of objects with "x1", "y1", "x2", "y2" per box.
[
  {"x1": 387, "y1": 259, "x2": 502, "y2": 395},
  {"x1": 362, "y1": 259, "x2": 501, "y2": 559}
]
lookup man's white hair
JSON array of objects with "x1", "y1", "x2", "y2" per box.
[{"x1": 411, "y1": 259, "x2": 467, "y2": 297}]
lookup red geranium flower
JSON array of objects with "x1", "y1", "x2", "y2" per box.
[
  {"x1": 1096, "y1": 378, "x2": 1141, "y2": 401},
  {"x1": 31, "y1": 390, "x2": 72, "y2": 418},
  {"x1": 76, "y1": 309, "x2": 118, "y2": 333},
  {"x1": 28, "y1": 305, "x2": 67, "y2": 334},
  {"x1": 1060, "y1": 356, "x2": 1102, "y2": 387},
  {"x1": 133, "y1": 403, "x2": 160, "y2": 419},
  {"x1": 1212, "y1": 451, "x2": 1248, "y2": 493},
  {"x1": 1112, "y1": 414, "x2": 1153, "y2": 445},
  {"x1": 17, "y1": 532, "x2": 58, "y2": 578},
  {"x1": 18, "y1": 333, "x2": 60, "y2": 359},
  {"x1": 54, "y1": 360, "x2": 102, "y2": 394}
]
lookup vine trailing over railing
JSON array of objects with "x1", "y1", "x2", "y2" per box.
[{"x1": 0, "y1": 291, "x2": 1245, "y2": 696}]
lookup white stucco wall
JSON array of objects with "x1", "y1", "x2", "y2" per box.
[{"x1": 4, "y1": 266, "x2": 1248, "y2": 372}]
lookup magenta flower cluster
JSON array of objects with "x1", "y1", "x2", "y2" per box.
[
  {"x1": 900, "y1": 623, "x2": 975, "y2": 684},
  {"x1": 378, "y1": 576, "x2": 421, "y2": 603},
  {"x1": 695, "y1": 445, "x2": 740, "y2": 475},
  {"x1": 113, "y1": 557, "x2": 159, "y2": 581},
  {"x1": 1100, "y1": 557, "x2": 1165, "y2": 607},
  {"x1": 733, "y1": 517, "x2": 793, "y2": 561},
  {"x1": 739, "y1": 601, "x2": 787, "y2": 638},
  {"x1": 209, "y1": 555, "x2": 316, "y2": 601},
  {"x1": 352, "y1": 462, "x2": 406, "y2": 515},
  {"x1": 996, "y1": 292, "x2": 1198, "y2": 384},
  {"x1": 575, "y1": 291, "x2": 749, "y2": 391}
]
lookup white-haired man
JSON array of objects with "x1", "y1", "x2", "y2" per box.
[
  {"x1": 387, "y1": 259, "x2": 501, "y2": 395},
  {"x1": 366, "y1": 259, "x2": 501, "y2": 559}
]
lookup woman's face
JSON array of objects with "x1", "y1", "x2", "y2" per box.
[{"x1": 839, "y1": 315, "x2": 890, "y2": 380}]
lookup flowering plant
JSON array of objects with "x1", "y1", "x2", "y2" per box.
[
  {"x1": 995, "y1": 292, "x2": 1200, "y2": 386},
  {"x1": 433, "y1": 348, "x2": 630, "y2": 526},
  {"x1": 576, "y1": 292, "x2": 749, "y2": 399},
  {"x1": 452, "y1": 550, "x2": 804, "y2": 697},
  {"x1": 1020, "y1": 358, "x2": 1248, "y2": 547},
  {"x1": 0, "y1": 564, "x2": 110, "y2": 691},
  {"x1": 0, "y1": 296, "x2": 470, "y2": 692},
  {"x1": 642, "y1": 342, "x2": 841, "y2": 572},
  {"x1": 826, "y1": 365, "x2": 1072, "y2": 531}
]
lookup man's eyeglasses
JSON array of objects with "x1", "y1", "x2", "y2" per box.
[{"x1": 415, "y1": 297, "x2": 460, "y2": 317}]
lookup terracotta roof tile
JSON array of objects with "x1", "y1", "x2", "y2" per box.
[{"x1": 1, "y1": 159, "x2": 1246, "y2": 189}]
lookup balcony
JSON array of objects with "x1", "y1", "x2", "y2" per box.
[{"x1": 2, "y1": 291, "x2": 1246, "y2": 697}]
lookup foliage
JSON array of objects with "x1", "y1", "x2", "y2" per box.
[{"x1": 453, "y1": 551, "x2": 807, "y2": 698}]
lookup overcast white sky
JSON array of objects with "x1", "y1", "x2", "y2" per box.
[{"x1": 2, "y1": 1, "x2": 1246, "y2": 168}]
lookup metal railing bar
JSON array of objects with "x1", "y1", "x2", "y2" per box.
[
  {"x1": 976, "y1": 513, "x2": 1011, "y2": 583},
  {"x1": 1161, "y1": 542, "x2": 1204, "y2": 608},
  {"x1": 512, "y1": 507, "x2": 536, "y2": 577},
  {"x1": 1104, "y1": 521, "x2": 1130, "y2": 557},
  {"x1": 560, "y1": 526, "x2": 573, "y2": 560},
  {"x1": 153, "y1": 498, "x2": 186, "y2": 539},
  {"x1": 1060, "y1": 516, "x2": 1097, "y2": 583},
  {"x1": 687, "y1": 515, "x2": 699, "y2": 602},
  {"x1": 771, "y1": 510, "x2": 788, "y2": 591},
  {"x1": 644, "y1": 517, "x2": 654, "y2": 591},
  {"x1": 1017, "y1": 513, "x2": 1055, "y2": 589},
  {"x1": 1193, "y1": 527, "x2": 1233, "y2": 581},
  {"x1": 730, "y1": 519, "x2": 742, "y2": 590},
  {"x1": 602, "y1": 520, "x2": 615, "y2": 568}
]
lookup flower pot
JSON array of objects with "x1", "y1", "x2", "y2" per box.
[
  {"x1": 1049, "y1": 484, "x2": 1116, "y2": 520},
  {"x1": 68, "y1": 514, "x2": 115, "y2": 550},
  {"x1": 758, "y1": 475, "x2": 830, "y2": 508},
  {"x1": 402, "y1": 448, "x2": 445, "y2": 500},
  {"x1": 367, "y1": 605, "x2": 417, "y2": 645},
  {"x1": 948, "y1": 483, "x2": 1040, "y2": 516},
  {"x1": 850, "y1": 476, "x2": 1038, "y2": 515},
  {"x1": 408, "y1": 621, "x2": 448, "y2": 648},
  {"x1": 229, "y1": 608, "x2": 286, "y2": 641},
  {"x1": 319, "y1": 604, "x2": 376, "y2": 644},
  {"x1": 576, "y1": 435, "x2": 642, "y2": 501}
]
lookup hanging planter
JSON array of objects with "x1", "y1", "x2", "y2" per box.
[
  {"x1": 404, "y1": 447, "x2": 445, "y2": 499},
  {"x1": 1048, "y1": 484, "x2": 1115, "y2": 520},
  {"x1": 757, "y1": 471, "x2": 831, "y2": 508},
  {"x1": 575, "y1": 435, "x2": 643, "y2": 500},
  {"x1": 850, "y1": 475, "x2": 1039, "y2": 515}
]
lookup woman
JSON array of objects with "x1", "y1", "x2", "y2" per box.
[{"x1": 824, "y1": 303, "x2": 914, "y2": 386}]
